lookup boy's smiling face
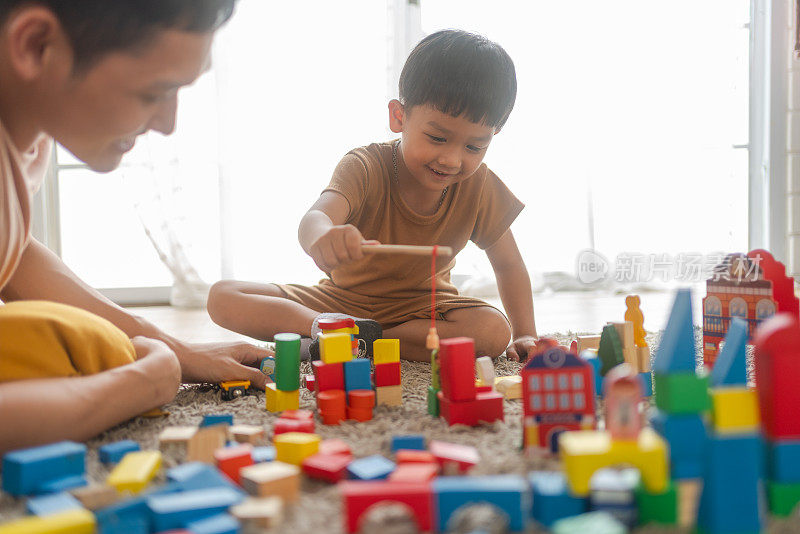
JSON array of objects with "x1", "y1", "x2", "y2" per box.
[{"x1": 389, "y1": 101, "x2": 496, "y2": 196}]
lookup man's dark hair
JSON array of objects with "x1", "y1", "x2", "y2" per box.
[
  {"x1": 399, "y1": 29, "x2": 517, "y2": 129},
  {"x1": 0, "y1": 0, "x2": 236, "y2": 71}
]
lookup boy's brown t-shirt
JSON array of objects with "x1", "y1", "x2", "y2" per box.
[{"x1": 277, "y1": 141, "x2": 524, "y2": 325}]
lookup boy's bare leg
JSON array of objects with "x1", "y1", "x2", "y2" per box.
[
  {"x1": 383, "y1": 307, "x2": 512, "y2": 362},
  {"x1": 207, "y1": 280, "x2": 319, "y2": 341}
]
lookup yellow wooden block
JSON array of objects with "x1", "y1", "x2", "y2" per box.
[
  {"x1": 265, "y1": 384, "x2": 299, "y2": 412},
  {"x1": 320, "y1": 333, "x2": 353, "y2": 364},
  {"x1": 376, "y1": 384, "x2": 403, "y2": 406},
  {"x1": 559, "y1": 428, "x2": 668, "y2": 496},
  {"x1": 373, "y1": 339, "x2": 400, "y2": 364},
  {"x1": 273, "y1": 432, "x2": 320, "y2": 465},
  {"x1": 326, "y1": 326, "x2": 358, "y2": 335},
  {"x1": 494, "y1": 375, "x2": 522, "y2": 399},
  {"x1": 240, "y1": 461, "x2": 301, "y2": 502},
  {"x1": 106, "y1": 450, "x2": 162, "y2": 494},
  {"x1": 0, "y1": 508, "x2": 95, "y2": 534},
  {"x1": 710, "y1": 387, "x2": 760, "y2": 434}
]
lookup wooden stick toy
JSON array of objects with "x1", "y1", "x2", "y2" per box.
[{"x1": 361, "y1": 244, "x2": 453, "y2": 257}]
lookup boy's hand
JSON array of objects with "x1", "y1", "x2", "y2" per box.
[
  {"x1": 308, "y1": 224, "x2": 369, "y2": 273},
  {"x1": 505, "y1": 335, "x2": 539, "y2": 362},
  {"x1": 173, "y1": 341, "x2": 274, "y2": 389}
]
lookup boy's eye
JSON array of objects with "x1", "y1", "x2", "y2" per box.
[
  {"x1": 467, "y1": 145, "x2": 485, "y2": 153},
  {"x1": 427, "y1": 134, "x2": 446, "y2": 143}
]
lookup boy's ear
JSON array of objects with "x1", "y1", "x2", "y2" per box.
[
  {"x1": 388, "y1": 99, "x2": 405, "y2": 134},
  {"x1": 4, "y1": 7, "x2": 71, "y2": 82}
]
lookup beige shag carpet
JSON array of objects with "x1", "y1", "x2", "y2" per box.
[{"x1": 1, "y1": 330, "x2": 800, "y2": 533}]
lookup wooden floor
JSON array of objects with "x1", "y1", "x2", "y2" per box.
[{"x1": 129, "y1": 289, "x2": 700, "y2": 344}]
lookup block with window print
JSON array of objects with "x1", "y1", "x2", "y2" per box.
[{"x1": 521, "y1": 346, "x2": 597, "y2": 455}]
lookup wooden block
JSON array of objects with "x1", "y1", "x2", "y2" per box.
[
  {"x1": 373, "y1": 339, "x2": 400, "y2": 364},
  {"x1": 319, "y1": 333, "x2": 353, "y2": 364},
  {"x1": 623, "y1": 347, "x2": 637, "y2": 367},
  {"x1": 230, "y1": 496, "x2": 284, "y2": 529},
  {"x1": 494, "y1": 375, "x2": 522, "y2": 399},
  {"x1": 475, "y1": 356, "x2": 496, "y2": 387},
  {"x1": 0, "y1": 509, "x2": 95, "y2": 533},
  {"x1": 70, "y1": 484, "x2": 119, "y2": 510},
  {"x1": 677, "y1": 479, "x2": 702, "y2": 528},
  {"x1": 576, "y1": 335, "x2": 601, "y2": 354},
  {"x1": 240, "y1": 461, "x2": 300, "y2": 502},
  {"x1": 186, "y1": 425, "x2": 227, "y2": 464},
  {"x1": 638, "y1": 346, "x2": 651, "y2": 372},
  {"x1": 158, "y1": 426, "x2": 197, "y2": 445},
  {"x1": 230, "y1": 424, "x2": 265, "y2": 444},
  {"x1": 273, "y1": 433, "x2": 320, "y2": 466},
  {"x1": 376, "y1": 385, "x2": 403, "y2": 407},
  {"x1": 106, "y1": 450, "x2": 162, "y2": 494},
  {"x1": 611, "y1": 321, "x2": 635, "y2": 350},
  {"x1": 265, "y1": 384, "x2": 299, "y2": 412}
]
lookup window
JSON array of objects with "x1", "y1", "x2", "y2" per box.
[
  {"x1": 545, "y1": 394, "x2": 556, "y2": 410},
  {"x1": 529, "y1": 375, "x2": 541, "y2": 391},
  {"x1": 573, "y1": 393, "x2": 586, "y2": 410},
  {"x1": 559, "y1": 393, "x2": 570, "y2": 410},
  {"x1": 558, "y1": 374, "x2": 568, "y2": 390},
  {"x1": 544, "y1": 375, "x2": 554, "y2": 391},
  {"x1": 530, "y1": 395, "x2": 542, "y2": 411},
  {"x1": 572, "y1": 373, "x2": 584, "y2": 390}
]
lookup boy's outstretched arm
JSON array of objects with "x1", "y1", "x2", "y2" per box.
[
  {"x1": 485, "y1": 229, "x2": 539, "y2": 361},
  {"x1": 1, "y1": 239, "x2": 270, "y2": 389}
]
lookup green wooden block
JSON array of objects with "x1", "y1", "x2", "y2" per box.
[
  {"x1": 427, "y1": 386, "x2": 440, "y2": 417},
  {"x1": 552, "y1": 512, "x2": 625, "y2": 534},
  {"x1": 274, "y1": 333, "x2": 301, "y2": 391},
  {"x1": 767, "y1": 480, "x2": 800, "y2": 517},
  {"x1": 430, "y1": 349, "x2": 440, "y2": 390},
  {"x1": 635, "y1": 479, "x2": 677, "y2": 525},
  {"x1": 654, "y1": 371, "x2": 710, "y2": 414},
  {"x1": 598, "y1": 325, "x2": 624, "y2": 376}
]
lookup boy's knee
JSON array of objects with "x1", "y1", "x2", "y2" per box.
[
  {"x1": 207, "y1": 280, "x2": 238, "y2": 323},
  {"x1": 473, "y1": 310, "x2": 512, "y2": 358}
]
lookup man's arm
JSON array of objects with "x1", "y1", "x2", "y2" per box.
[
  {"x1": 2, "y1": 239, "x2": 271, "y2": 388},
  {"x1": 485, "y1": 229, "x2": 539, "y2": 361}
]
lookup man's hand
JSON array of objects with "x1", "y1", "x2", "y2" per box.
[
  {"x1": 172, "y1": 341, "x2": 274, "y2": 389},
  {"x1": 505, "y1": 335, "x2": 539, "y2": 362}
]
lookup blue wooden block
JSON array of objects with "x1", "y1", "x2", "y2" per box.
[
  {"x1": 166, "y1": 463, "x2": 243, "y2": 495},
  {"x1": 391, "y1": 435, "x2": 425, "y2": 452},
  {"x1": 95, "y1": 496, "x2": 150, "y2": 534},
  {"x1": 186, "y1": 512, "x2": 240, "y2": 534},
  {"x1": 99, "y1": 440, "x2": 140, "y2": 465},
  {"x1": 147, "y1": 487, "x2": 245, "y2": 531},
  {"x1": 252, "y1": 446, "x2": 276, "y2": 463},
  {"x1": 653, "y1": 289, "x2": 697, "y2": 374},
  {"x1": 201, "y1": 414, "x2": 234, "y2": 427},
  {"x1": 650, "y1": 410, "x2": 706, "y2": 479},
  {"x1": 768, "y1": 440, "x2": 800, "y2": 483},
  {"x1": 347, "y1": 455, "x2": 395, "y2": 481},
  {"x1": 696, "y1": 433, "x2": 765, "y2": 534},
  {"x1": 2, "y1": 441, "x2": 86, "y2": 496},
  {"x1": 529, "y1": 471, "x2": 587, "y2": 527},
  {"x1": 434, "y1": 475, "x2": 530, "y2": 532},
  {"x1": 638, "y1": 372, "x2": 653, "y2": 397},
  {"x1": 35, "y1": 474, "x2": 87, "y2": 495},
  {"x1": 344, "y1": 359, "x2": 372, "y2": 392},
  {"x1": 582, "y1": 355, "x2": 603, "y2": 397},
  {"x1": 26, "y1": 492, "x2": 83, "y2": 516},
  {"x1": 710, "y1": 317, "x2": 748, "y2": 387}
]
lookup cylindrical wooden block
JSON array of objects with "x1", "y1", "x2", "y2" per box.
[
  {"x1": 346, "y1": 406, "x2": 373, "y2": 422},
  {"x1": 438, "y1": 337, "x2": 477, "y2": 402},
  {"x1": 348, "y1": 390, "x2": 376, "y2": 408},
  {"x1": 274, "y1": 333, "x2": 301, "y2": 391},
  {"x1": 317, "y1": 389, "x2": 346, "y2": 411}
]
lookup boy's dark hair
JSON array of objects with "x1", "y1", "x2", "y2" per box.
[
  {"x1": 0, "y1": 0, "x2": 236, "y2": 71},
  {"x1": 399, "y1": 29, "x2": 517, "y2": 130}
]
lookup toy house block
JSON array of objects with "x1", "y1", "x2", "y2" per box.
[
  {"x1": 438, "y1": 337, "x2": 477, "y2": 402},
  {"x1": 634, "y1": 480, "x2": 677, "y2": 526},
  {"x1": 373, "y1": 361, "x2": 401, "y2": 387},
  {"x1": 376, "y1": 385, "x2": 402, "y2": 407},
  {"x1": 229, "y1": 425, "x2": 265, "y2": 445},
  {"x1": 388, "y1": 463, "x2": 439, "y2": 483},
  {"x1": 302, "y1": 374, "x2": 315, "y2": 390},
  {"x1": 340, "y1": 481, "x2": 433, "y2": 533},
  {"x1": 252, "y1": 446, "x2": 276, "y2": 464},
  {"x1": 106, "y1": 451, "x2": 162, "y2": 494},
  {"x1": 429, "y1": 441, "x2": 479, "y2": 474},
  {"x1": 610, "y1": 321, "x2": 636, "y2": 367},
  {"x1": 494, "y1": 375, "x2": 522, "y2": 399},
  {"x1": 230, "y1": 496, "x2": 283, "y2": 530},
  {"x1": 529, "y1": 471, "x2": 588, "y2": 528},
  {"x1": 1, "y1": 441, "x2": 86, "y2": 496},
  {"x1": 265, "y1": 383, "x2": 299, "y2": 412},
  {"x1": 145, "y1": 487, "x2": 245, "y2": 531},
  {"x1": 649, "y1": 410, "x2": 706, "y2": 479},
  {"x1": 343, "y1": 358, "x2": 372, "y2": 392},
  {"x1": 214, "y1": 444, "x2": 253, "y2": 485},
  {"x1": 70, "y1": 484, "x2": 119, "y2": 511},
  {"x1": 187, "y1": 425, "x2": 228, "y2": 464},
  {"x1": 654, "y1": 288, "x2": 697, "y2": 374},
  {"x1": 768, "y1": 440, "x2": 800, "y2": 483},
  {"x1": 653, "y1": 371, "x2": 710, "y2": 414},
  {"x1": 273, "y1": 432, "x2": 320, "y2": 466},
  {"x1": 427, "y1": 385, "x2": 440, "y2": 416},
  {"x1": 391, "y1": 435, "x2": 425, "y2": 452},
  {"x1": 748, "y1": 249, "x2": 800, "y2": 316},
  {"x1": 637, "y1": 346, "x2": 651, "y2": 372},
  {"x1": 185, "y1": 512, "x2": 240, "y2": 534},
  {"x1": 274, "y1": 332, "x2": 301, "y2": 391},
  {"x1": 200, "y1": 414, "x2": 233, "y2": 428},
  {"x1": 710, "y1": 317, "x2": 749, "y2": 387},
  {"x1": 98, "y1": 440, "x2": 140, "y2": 465},
  {"x1": 311, "y1": 360, "x2": 344, "y2": 392},
  {"x1": 273, "y1": 418, "x2": 314, "y2": 436},
  {"x1": 167, "y1": 462, "x2": 243, "y2": 495},
  {"x1": 395, "y1": 450, "x2": 437, "y2": 465},
  {"x1": 158, "y1": 426, "x2": 198, "y2": 446},
  {"x1": 766, "y1": 480, "x2": 800, "y2": 516},
  {"x1": 639, "y1": 372, "x2": 653, "y2": 397},
  {"x1": 317, "y1": 389, "x2": 346, "y2": 425},
  {"x1": 598, "y1": 325, "x2": 625, "y2": 376},
  {"x1": 346, "y1": 455, "x2": 396, "y2": 481},
  {"x1": 576, "y1": 335, "x2": 601, "y2": 354},
  {"x1": 710, "y1": 387, "x2": 760, "y2": 434},
  {"x1": 437, "y1": 390, "x2": 504, "y2": 426},
  {"x1": 696, "y1": 433, "x2": 766, "y2": 533},
  {"x1": 433, "y1": 475, "x2": 530, "y2": 533},
  {"x1": 301, "y1": 452, "x2": 351, "y2": 483},
  {"x1": 0, "y1": 509, "x2": 95, "y2": 533},
  {"x1": 239, "y1": 462, "x2": 300, "y2": 502},
  {"x1": 319, "y1": 438, "x2": 351, "y2": 457},
  {"x1": 26, "y1": 491, "x2": 83, "y2": 516},
  {"x1": 475, "y1": 356, "x2": 496, "y2": 387},
  {"x1": 551, "y1": 511, "x2": 626, "y2": 534},
  {"x1": 373, "y1": 338, "x2": 400, "y2": 364},
  {"x1": 319, "y1": 332, "x2": 353, "y2": 364}
]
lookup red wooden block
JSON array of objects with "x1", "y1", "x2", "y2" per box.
[
  {"x1": 318, "y1": 317, "x2": 355, "y2": 330},
  {"x1": 340, "y1": 481, "x2": 433, "y2": 533},
  {"x1": 318, "y1": 389, "x2": 346, "y2": 425},
  {"x1": 476, "y1": 384, "x2": 493, "y2": 393},
  {"x1": 438, "y1": 337, "x2": 477, "y2": 402},
  {"x1": 348, "y1": 390, "x2": 375, "y2": 408},
  {"x1": 281, "y1": 410, "x2": 314, "y2": 421},
  {"x1": 346, "y1": 406, "x2": 373, "y2": 422},
  {"x1": 319, "y1": 438, "x2": 352, "y2": 457},
  {"x1": 303, "y1": 374, "x2": 315, "y2": 390},
  {"x1": 373, "y1": 362, "x2": 401, "y2": 387},
  {"x1": 213, "y1": 443, "x2": 253, "y2": 485},
  {"x1": 395, "y1": 450, "x2": 437, "y2": 465},
  {"x1": 429, "y1": 440, "x2": 479, "y2": 474},
  {"x1": 388, "y1": 463, "x2": 439, "y2": 483},
  {"x1": 437, "y1": 390, "x2": 504, "y2": 426},
  {"x1": 301, "y1": 452, "x2": 351, "y2": 483},
  {"x1": 273, "y1": 418, "x2": 314, "y2": 436},
  {"x1": 312, "y1": 361, "x2": 345, "y2": 392}
]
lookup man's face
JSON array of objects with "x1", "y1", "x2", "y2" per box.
[{"x1": 43, "y1": 29, "x2": 214, "y2": 172}]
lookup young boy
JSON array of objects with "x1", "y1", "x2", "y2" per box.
[
  {"x1": 209, "y1": 30, "x2": 538, "y2": 362},
  {"x1": 0, "y1": 0, "x2": 271, "y2": 453}
]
